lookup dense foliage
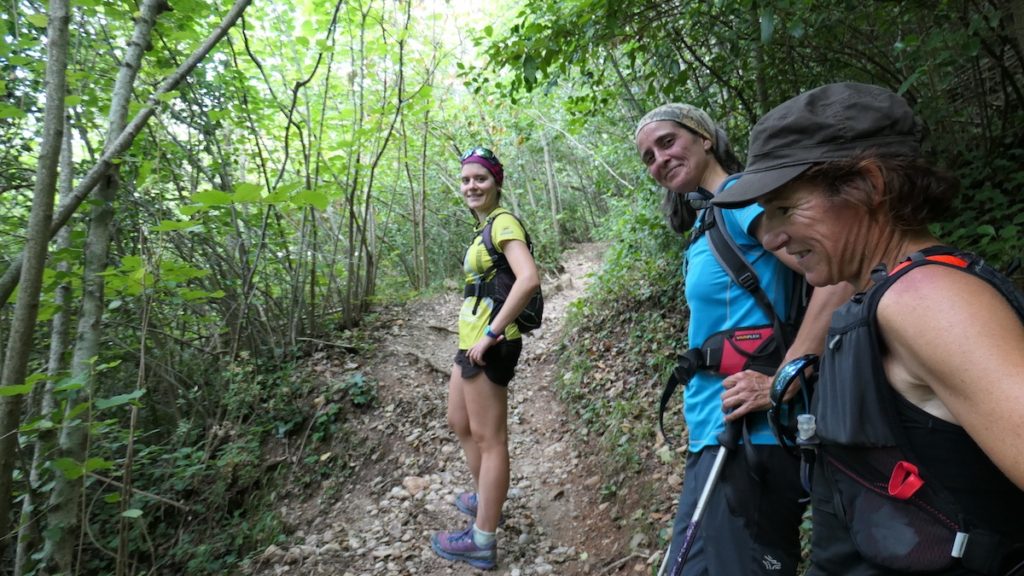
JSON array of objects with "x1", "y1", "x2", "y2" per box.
[{"x1": 0, "y1": 0, "x2": 1021, "y2": 572}]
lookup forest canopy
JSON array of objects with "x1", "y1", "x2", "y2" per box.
[{"x1": 1, "y1": 0, "x2": 1021, "y2": 572}]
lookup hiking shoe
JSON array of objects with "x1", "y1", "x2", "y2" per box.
[
  {"x1": 455, "y1": 492, "x2": 506, "y2": 526},
  {"x1": 430, "y1": 526, "x2": 496, "y2": 570}
]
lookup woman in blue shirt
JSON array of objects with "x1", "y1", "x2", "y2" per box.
[{"x1": 636, "y1": 104, "x2": 851, "y2": 575}]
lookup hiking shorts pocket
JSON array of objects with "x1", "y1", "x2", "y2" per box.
[{"x1": 454, "y1": 339, "x2": 523, "y2": 387}]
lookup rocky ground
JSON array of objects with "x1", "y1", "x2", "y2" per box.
[{"x1": 246, "y1": 242, "x2": 668, "y2": 575}]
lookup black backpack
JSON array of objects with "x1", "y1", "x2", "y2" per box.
[{"x1": 465, "y1": 211, "x2": 544, "y2": 333}]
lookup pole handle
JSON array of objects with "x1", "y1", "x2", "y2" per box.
[{"x1": 716, "y1": 417, "x2": 742, "y2": 450}]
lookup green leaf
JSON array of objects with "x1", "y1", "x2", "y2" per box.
[
  {"x1": 54, "y1": 372, "x2": 88, "y2": 392},
  {"x1": 51, "y1": 458, "x2": 85, "y2": 480},
  {"x1": 95, "y1": 360, "x2": 122, "y2": 372},
  {"x1": 65, "y1": 401, "x2": 91, "y2": 421},
  {"x1": 292, "y1": 189, "x2": 329, "y2": 210},
  {"x1": 522, "y1": 54, "x2": 538, "y2": 86},
  {"x1": 0, "y1": 383, "x2": 33, "y2": 396},
  {"x1": 85, "y1": 457, "x2": 115, "y2": 472},
  {"x1": 180, "y1": 288, "x2": 224, "y2": 301},
  {"x1": 1, "y1": 372, "x2": 48, "y2": 396},
  {"x1": 121, "y1": 508, "x2": 143, "y2": 519},
  {"x1": 977, "y1": 224, "x2": 996, "y2": 236},
  {"x1": 156, "y1": 90, "x2": 180, "y2": 103},
  {"x1": 104, "y1": 493, "x2": 121, "y2": 503},
  {"x1": 137, "y1": 159, "x2": 152, "y2": 186},
  {"x1": 191, "y1": 189, "x2": 233, "y2": 206},
  {"x1": 266, "y1": 181, "x2": 304, "y2": 204},
  {"x1": 0, "y1": 104, "x2": 27, "y2": 119},
  {"x1": 20, "y1": 417, "x2": 55, "y2": 432},
  {"x1": 897, "y1": 68, "x2": 925, "y2": 95},
  {"x1": 233, "y1": 182, "x2": 263, "y2": 202},
  {"x1": 152, "y1": 219, "x2": 200, "y2": 232},
  {"x1": 25, "y1": 13, "x2": 48, "y2": 27},
  {"x1": 95, "y1": 389, "x2": 145, "y2": 410}
]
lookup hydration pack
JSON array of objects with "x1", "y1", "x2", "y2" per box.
[
  {"x1": 813, "y1": 246, "x2": 1024, "y2": 575},
  {"x1": 464, "y1": 211, "x2": 544, "y2": 333}
]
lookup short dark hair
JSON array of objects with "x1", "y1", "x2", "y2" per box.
[{"x1": 800, "y1": 152, "x2": 959, "y2": 230}]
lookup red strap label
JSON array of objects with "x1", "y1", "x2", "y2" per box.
[{"x1": 888, "y1": 461, "x2": 925, "y2": 500}]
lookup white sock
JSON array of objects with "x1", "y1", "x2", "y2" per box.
[{"x1": 472, "y1": 523, "x2": 496, "y2": 547}]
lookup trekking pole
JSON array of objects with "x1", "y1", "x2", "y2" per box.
[{"x1": 657, "y1": 418, "x2": 743, "y2": 576}]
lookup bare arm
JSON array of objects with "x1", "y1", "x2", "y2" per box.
[
  {"x1": 486, "y1": 239, "x2": 541, "y2": 334},
  {"x1": 465, "y1": 239, "x2": 540, "y2": 365},
  {"x1": 877, "y1": 265, "x2": 1024, "y2": 489}
]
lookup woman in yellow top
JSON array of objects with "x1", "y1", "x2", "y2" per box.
[{"x1": 431, "y1": 147, "x2": 540, "y2": 570}]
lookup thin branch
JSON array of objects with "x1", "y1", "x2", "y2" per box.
[{"x1": 0, "y1": 0, "x2": 254, "y2": 308}]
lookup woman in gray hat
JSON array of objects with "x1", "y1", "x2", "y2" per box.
[
  {"x1": 636, "y1": 104, "x2": 852, "y2": 575},
  {"x1": 714, "y1": 82, "x2": 1024, "y2": 575}
]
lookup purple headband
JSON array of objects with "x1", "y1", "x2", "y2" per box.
[{"x1": 461, "y1": 155, "x2": 504, "y2": 187}]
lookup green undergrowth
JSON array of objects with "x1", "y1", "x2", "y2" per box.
[
  {"x1": 934, "y1": 142, "x2": 1024, "y2": 278},
  {"x1": 553, "y1": 196, "x2": 687, "y2": 558},
  {"x1": 36, "y1": 336, "x2": 382, "y2": 575}
]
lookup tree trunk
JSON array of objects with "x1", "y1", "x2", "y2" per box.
[
  {"x1": 417, "y1": 111, "x2": 429, "y2": 289},
  {"x1": 13, "y1": 113, "x2": 75, "y2": 576},
  {"x1": 542, "y1": 136, "x2": 561, "y2": 247},
  {"x1": 40, "y1": 0, "x2": 224, "y2": 570},
  {"x1": 0, "y1": 0, "x2": 70, "y2": 550},
  {"x1": 520, "y1": 157, "x2": 538, "y2": 210},
  {"x1": 1012, "y1": 0, "x2": 1024, "y2": 55},
  {"x1": 753, "y1": 0, "x2": 769, "y2": 116}
]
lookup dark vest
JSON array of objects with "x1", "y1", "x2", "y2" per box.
[{"x1": 812, "y1": 247, "x2": 1024, "y2": 575}]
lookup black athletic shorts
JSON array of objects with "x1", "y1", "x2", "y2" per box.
[{"x1": 454, "y1": 339, "x2": 523, "y2": 387}]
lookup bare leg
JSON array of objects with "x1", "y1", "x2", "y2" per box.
[
  {"x1": 447, "y1": 365, "x2": 481, "y2": 487},
  {"x1": 461, "y1": 371, "x2": 509, "y2": 533}
]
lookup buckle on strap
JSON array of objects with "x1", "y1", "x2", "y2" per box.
[
  {"x1": 464, "y1": 281, "x2": 495, "y2": 299},
  {"x1": 658, "y1": 349, "x2": 707, "y2": 445}
]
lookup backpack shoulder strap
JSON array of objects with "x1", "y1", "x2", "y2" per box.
[
  {"x1": 479, "y1": 209, "x2": 532, "y2": 270},
  {"x1": 872, "y1": 246, "x2": 1024, "y2": 322},
  {"x1": 706, "y1": 205, "x2": 786, "y2": 340},
  {"x1": 479, "y1": 214, "x2": 502, "y2": 265}
]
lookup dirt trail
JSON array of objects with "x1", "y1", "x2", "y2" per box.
[{"x1": 248, "y1": 242, "x2": 650, "y2": 575}]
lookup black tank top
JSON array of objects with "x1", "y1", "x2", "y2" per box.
[{"x1": 897, "y1": 393, "x2": 1024, "y2": 540}]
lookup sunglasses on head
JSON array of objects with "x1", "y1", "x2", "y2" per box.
[
  {"x1": 768, "y1": 354, "x2": 819, "y2": 456},
  {"x1": 460, "y1": 146, "x2": 499, "y2": 163}
]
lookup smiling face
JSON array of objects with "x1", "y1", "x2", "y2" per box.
[
  {"x1": 636, "y1": 120, "x2": 713, "y2": 194},
  {"x1": 461, "y1": 162, "x2": 500, "y2": 218},
  {"x1": 758, "y1": 180, "x2": 877, "y2": 287}
]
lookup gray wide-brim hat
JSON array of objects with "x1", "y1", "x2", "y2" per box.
[{"x1": 712, "y1": 82, "x2": 923, "y2": 208}]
